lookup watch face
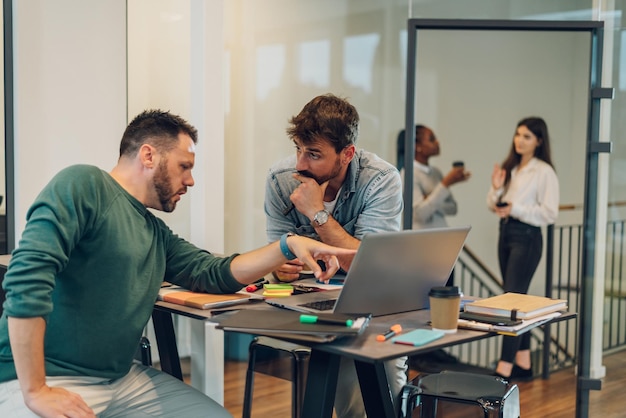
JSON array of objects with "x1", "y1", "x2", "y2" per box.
[{"x1": 314, "y1": 210, "x2": 329, "y2": 226}]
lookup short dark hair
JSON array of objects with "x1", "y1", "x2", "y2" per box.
[
  {"x1": 286, "y1": 94, "x2": 359, "y2": 153},
  {"x1": 414, "y1": 124, "x2": 432, "y2": 145},
  {"x1": 119, "y1": 110, "x2": 198, "y2": 158},
  {"x1": 396, "y1": 124, "x2": 431, "y2": 170}
]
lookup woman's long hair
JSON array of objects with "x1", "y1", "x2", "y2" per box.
[{"x1": 501, "y1": 116, "x2": 554, "y2": 186}]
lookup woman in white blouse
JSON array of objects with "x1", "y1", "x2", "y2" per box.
[{"x1": 486, "y1": 116, "x2": 559, "y2": 381}]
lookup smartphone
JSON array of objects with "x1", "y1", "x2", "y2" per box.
[
  {"x1": 496, "y1": 202, "x2": 509, "y2": 208},
  {"x1": 452, "y1": 161, "x2": 464, "y2": 168}
]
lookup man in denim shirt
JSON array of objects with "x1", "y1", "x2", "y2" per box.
[{"x1": 264, "y1": 94, "x2": 406, "y2": 417}]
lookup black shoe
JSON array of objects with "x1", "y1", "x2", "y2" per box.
[{"x1": 510, "y1": 364, "x2": 534, "y2": 381}]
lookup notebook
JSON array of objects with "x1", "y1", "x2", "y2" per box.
[
  {"x1": 266, "y1": 226, "x2": 471, "y2": 317},
  {"x1": 463, "y1": 292, "x2": 568, "y2": 320},
  {"x1": 158, "y1": 285, "x2": 255, "y2": 310}
]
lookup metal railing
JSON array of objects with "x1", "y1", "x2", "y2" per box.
[{"x1": 604, "y1": 219, "x2": 626, "y2": 351}]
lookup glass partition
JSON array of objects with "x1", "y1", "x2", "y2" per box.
[
  {"x1": 405, "y1": 25, "x2": 592, "y2": 286},
  {"x1": 1, "y1": 0, "x2": 9, "y2": 255}
]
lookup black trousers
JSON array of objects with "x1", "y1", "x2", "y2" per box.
[{"x1": 498, "y1": 218, "x2": 543, "y2": 363}]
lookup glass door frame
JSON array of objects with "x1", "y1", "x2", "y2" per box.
[{"x1": 404, "y1": 18, "x2": 609, "y2": 418}]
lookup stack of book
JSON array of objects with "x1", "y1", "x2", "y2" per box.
[
  {"x1": 262, "y1": 283, "x2": 295, "y2": 298},
  {"x1": 458, "y1": 292, "x2": 568, "y2": 336}
]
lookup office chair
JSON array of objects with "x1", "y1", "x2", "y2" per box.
[
  {"x1": 242, "y1": 336, "x2": 311, "y2": 418},
  {"x1": 135, "y1": 335, "x2": 153, "y2": 367},
  {"x1": 399, "y1": 370, "x2": 520, "y2": 418}
]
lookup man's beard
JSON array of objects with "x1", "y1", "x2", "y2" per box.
[
  {"x1": 298, "y1": 157, "x2": 342, "y2": 185},
  {"x1": 153, "y1": 159, "x2": 177, "y2": 212}
]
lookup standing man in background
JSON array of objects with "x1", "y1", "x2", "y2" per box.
[{"x1": 265, "y1": 93, "x2": 406, "y2": 417}]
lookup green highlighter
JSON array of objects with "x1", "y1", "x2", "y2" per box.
[{"x1": 300, "y1": 314, "x2": 353, "y2": 327}]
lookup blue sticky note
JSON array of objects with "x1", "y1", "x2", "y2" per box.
[{"x1": 391, "y1": 329, "x2": 444, "y2": 346}]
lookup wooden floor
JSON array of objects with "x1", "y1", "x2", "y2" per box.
[{"x1": 179, "y1": 349, "x2": 626, "y2": 417}]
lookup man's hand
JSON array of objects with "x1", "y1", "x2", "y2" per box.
[
  {"x1": 25, "y1": 385, "x2": 96, "y2": 418},
  {"x1": 273, "y1": 259, "x2": 307, "y2": 282},
  {"x1": 290, "y1": 173, "x2": 328, "y2": 219},
  {"x1": 7, "y1": 317, "x2": 96, "y2": 418},
  {"x1": 285, "y1": 235, "x2": 351, "y2": 283},
  {"x1": 231, "y1": 235, "x2": 355, "y2": 285}
]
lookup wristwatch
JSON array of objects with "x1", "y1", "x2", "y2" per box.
[{"x1": 313, "y1": 209, "x2": 330, "y2": 226}]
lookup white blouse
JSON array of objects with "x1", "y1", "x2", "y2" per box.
[{"x1": 486, "y1": 157, "x2": 559, "y2": 227}]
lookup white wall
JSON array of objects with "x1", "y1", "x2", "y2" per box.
[
  {"x1": 10, "y1": 0, "x2": 223, "y2": 254},
  {"x1": 12, "y1": 0, "x2": 127, "y2": 240},
  {"x1": 127, "y1": 0, "x2": 224, "y2": 253}
]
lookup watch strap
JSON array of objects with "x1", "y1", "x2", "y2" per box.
[{"x1": 279, "y1": 233, "x2": 297, "y2": 260}]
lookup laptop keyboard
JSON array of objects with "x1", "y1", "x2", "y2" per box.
[{"x1": 299, "y1": 299, "x2": 337, "y2": 311}]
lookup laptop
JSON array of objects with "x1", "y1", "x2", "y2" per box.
[{"x1": 266, "y1": 226, "x2": 471, "y2": 317}]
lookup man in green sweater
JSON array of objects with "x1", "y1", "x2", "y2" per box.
[{"x1": 0, "y1": 110, "x2": 353, "y2": 418}]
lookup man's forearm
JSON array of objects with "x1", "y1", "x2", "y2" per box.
[
  {"x1": 312, "y1": 217, "x2": 359, "y2": 270},
  {"x1": 8, "y1": 316, "x2": 48, "y2": 398}
]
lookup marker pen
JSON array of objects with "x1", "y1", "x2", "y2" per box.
[
  {"x1": 245, "y1": 279, "x2": 269, "y2": 292},
  {"x1": 300, "y1": 314, "x2": 353, "y2": 327},
  {"x1": 376, "y1": 324, "x2": 403, "y2": 342}
]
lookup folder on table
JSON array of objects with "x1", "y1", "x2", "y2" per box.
[
  {"x1": 216, "y1": 309, "x2": 370, "y2": 343},
  {"x1": 158, "y1": 286, "x2": 253, "y2": 310}
]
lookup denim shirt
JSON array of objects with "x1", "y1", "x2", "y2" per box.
[{"x1": 264, "y1": 149, "x2": 403, "y2": 242}]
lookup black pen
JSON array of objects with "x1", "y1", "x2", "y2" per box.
[{"x1": 292, "y1": 284, "x2": 323, "y2": 293}]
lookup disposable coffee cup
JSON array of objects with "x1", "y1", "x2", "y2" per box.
[{"x1": 429, "y1": 286, "x2": 463, "y2": 333}]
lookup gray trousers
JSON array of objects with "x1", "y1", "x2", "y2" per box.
[
  {"x1": 0, "y1": 364, "x2": 231, "y2": 418},
  {"x1": 334, "y1": 356, "x2": 408, "y2": 418}
]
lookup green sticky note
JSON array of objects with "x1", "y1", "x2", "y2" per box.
[{"x1": 264, "y1": 284, "x2": 294, "y2": 290}]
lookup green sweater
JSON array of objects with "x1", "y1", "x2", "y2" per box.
[{"x1": 0, "y1": 165, "x2": 242, "y2": 382}]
